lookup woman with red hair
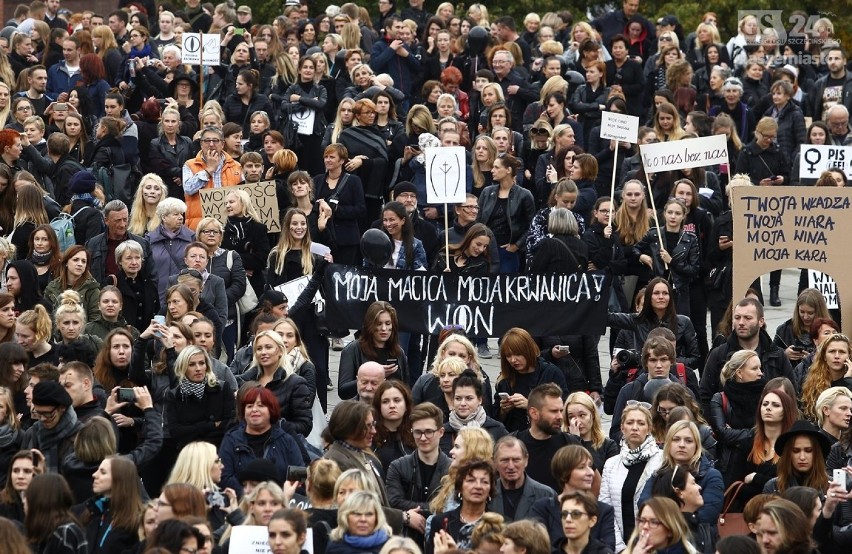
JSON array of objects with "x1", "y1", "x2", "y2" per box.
[
  {"x1": 440, "y1": 65, "x2": 469, "y2": 121},
  {"x1": 218, "y1": 385, "x2": 305, "y2": 496},
  {"x1": 79, "y1": 53, "x2": 109, "y2": 118}
]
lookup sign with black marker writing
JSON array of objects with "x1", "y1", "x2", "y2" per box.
[
  {"x1": 809, "y1": 270, "x2": 839, "y2": 309},
  {"x1": 798, "y1": 145, "x2": 852, "y2": 181},
  {"x1": 230, "y1": 525, "x2": 314, "y2": 554},
  {"x1": 323, "y1": 265, "x2": 610, "y2": 337},
  {"x1": 600, "y1": 111, "x2": 639, "y2": 143},
  {"x1": 731, "y1": 187, "x2": 852, "y2": 334},
  {"x1": 640, "y1": 134, "x2": 728, "y2": 173},
  {"x1": 199, "y1": 181, "x2": 280, "y2": 233}
]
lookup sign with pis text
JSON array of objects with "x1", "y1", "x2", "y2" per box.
[
  {"x1": 199, "y1": 181, "x2": 280, "y2": 233},
  {"x1": 798, "y1": 145, "x2": 852, "y2": 181},
  {"x1": 731, "y1": 187, "x2": 852, "y2": 335},
  {"x1": 640, "y1": 134, "x2": 728, "y2": 173},
  {"x1": 600, "y1": 111, "x2": 639, "y2": 143},
  {"x1": 324, "y1": 265, "x2": 610, "y2": 337},
  {"x1": 230, "y1": 525, "x2": 314, "y2": 554}
]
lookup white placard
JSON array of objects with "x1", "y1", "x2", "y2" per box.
[
  {"x1": 274, "y1": 276, "x2": 321, "y2": 305},
  {"x1": 181, "y1": 33, "x2": 201, "y2": 65},
  {"x1": 798, "y1": 144, "x2": 852, "y2": 180},
  {"x1": 230, "y1": 525, "x2": 314, "y2": 554},
  {"x1": 600, "y1": 111, "x2": 640, "y2": 143},
  {"x1": 809, "y1": 270, "x2": 839, "y2": 309},
  {"x1": 202, "y1": 34, "x2": 221, "y2": 66},
  {"x1": 425, "y1": 146, "x2": 466, "y2": 204},
  {"x1": 640, "y1": 134, "x2": 728, "y2": 173},
  {"x1": 292, "y1": 107, "x2": 316, "y2": 135}
]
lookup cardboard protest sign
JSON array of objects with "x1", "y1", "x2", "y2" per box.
[
  {"x1": 731, "y1": 187, "x2": 852, "y2": 334},
  {"x1": 600, "y1": 112, "x2": 640, "y2": 143},
  {"x1": 798, "y1": 145, "x2": 852, "y2": 181},
  {"x1": 199, "y1": 181, "x2": 280, "y2": 233},
  {"x1": 324, "y1": 265, "x2": 610, "y2": 337},
  {"x1": 230, "y1": 525, "x2": 314, "y2": 554},
  {"x1": 426, "y1": 146, "x2": 466, "y2": 204},
  {"x1": 640, "y1": 134, "x2": 728, "y2": 173}
]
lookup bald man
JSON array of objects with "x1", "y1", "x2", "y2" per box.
[{"x1": 356, "y1": 362, "x2": 386, "y2": 403}]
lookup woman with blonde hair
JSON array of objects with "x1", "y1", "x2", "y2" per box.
[
  {"x1": 429, "y1": 427, "x2": 494, "y2": 514},
  {"x1": 327, "y1": 490, "x2": 391, "y2": 553},
  {"x1": 220, "y1": 481, "x2": 287, "y2": 547},
  {"x1": 414, "y1": 333, "x2": 492, "y2": 414},
  {"x1": 0, "y1": 82, "x2": 10, "y2": 129},
  {"x1": 799, "y1": 334, "x2": 852, "y2": 422},
  {"x1": 166, "y1": 441, "x2": 232, "y2": 527},
  {"x1": 471, "y1": 135, "x2": 498, "y2": 197},
  {"x1": 222, "y1": 188, "x2": 271, "y2": 295},
  {"x1": 16, "y1": 304, "x2": 56, "y2": 365},
  {"x1": 8, "y1": 183, "x2": 49, "y2": 259},
  {"x1": 323, "y1": 98, "x2": 356, "y2": 149},
  {"x1": 128, "y1": 174, "x2": 168, "y2": 236},
  {"x1": 565, "y1": 391, "x2": 618, "y2": 471}
]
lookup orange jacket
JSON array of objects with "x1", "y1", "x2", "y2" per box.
[{"x1": 183, "y1": 152, "x2": 243, "y2": 230}]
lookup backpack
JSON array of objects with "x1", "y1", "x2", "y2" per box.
[
  {"x1": 50, "y1": 207, "x2": 90, "y2": 253},
  {"x1": 90, "y1": 163, "x2": 143, "y2": 206}
]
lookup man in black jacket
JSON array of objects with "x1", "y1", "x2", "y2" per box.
[
  {"x1": 491, "y1": 49, "x2": 538, "y2": 133},
  {"x1": 699, "y1": 297, "x2": 793, "y2": 417},
  {"x1": 386, "y1": 402, "x2": 451, "y2": 543},
  {"x1": 46, "y1": 132, "x2": 82, "y2": 206},
  {"x1": 488, "y1": 436, "x2": 555, "y2": 522}
]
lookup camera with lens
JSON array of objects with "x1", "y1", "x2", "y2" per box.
[
  {"x1": 286, "y1": 466, "x2": 308, "y2": 483},
  {"x1": 616, "y1": 349, "x2": 641, "y2": 370}
]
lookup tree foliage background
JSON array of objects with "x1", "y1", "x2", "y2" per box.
[{"x1": 241, "y1": 0, "x2": 850, "y2": 53}]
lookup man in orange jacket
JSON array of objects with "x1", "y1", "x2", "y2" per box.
[{"x1": 182, "y1": 125, "x2": 243, "y2": 230}]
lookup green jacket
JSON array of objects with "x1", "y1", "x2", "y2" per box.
[{"x1": 44, "y1": 276, "x2": 101, "y2": 322}]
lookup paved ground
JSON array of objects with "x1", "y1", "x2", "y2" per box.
[{"x1": 322, "y1": 269, "x2": 802, "y2": 428}]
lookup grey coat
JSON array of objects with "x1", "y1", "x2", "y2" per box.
[{"x1": 487, "y1": 474, "x2": 556, "y2": 522}]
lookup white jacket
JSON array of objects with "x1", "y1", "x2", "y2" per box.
[{"x1": 599, "y1": 447, "x2": 663, "y2": 552}]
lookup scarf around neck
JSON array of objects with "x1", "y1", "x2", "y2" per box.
[
  {"x1": 36, "y1": 406, "x2": 78, "y2": 471},
  {"x1": 29, "y1": 250, "x2": 53, "y2": 266},
  {"x1": 0, "y1": 422, "x2": 19, "y2": 448},
  {"x1": 621, "y1": 433, "x2": 658, "y2": 466},
  {"x1": 448, "y1": 406, "x2": 488, "y2": 431},
  {"x1": 343, "y1": 528, "x2": 389, "y2": 549},
  {"x1": 180, "y1": 379, "x2": 207, "y2": 400}
]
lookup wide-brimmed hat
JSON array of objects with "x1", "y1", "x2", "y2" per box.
[
  {"x1": 774, "y1": 420, "x2": 832, "y2": 458},
  {"x1": 168, "y1": 73, "x2": 199, "y2": 98}
]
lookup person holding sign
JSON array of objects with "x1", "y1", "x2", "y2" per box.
[
  {"x1": 633, "y1": 198, "x2": 699, "y2": 316},
  {"x1": 182, "y1": 126, "x2": 243, "y2": 231},
  {"x1": 280, "y1": 56, "x2": 328, "y2": 176}
]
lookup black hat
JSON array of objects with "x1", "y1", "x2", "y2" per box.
[
  {"x1": 237, "y1": 458, "x2": 280, "y2": 484},
  {"x1": 657, "y1": 15, "x2": 679, "y2": 27},
  {"x1": 260, "y1": 290, "x2": 287, "y2": 307},
  {"x1": 393, "y1": 181, "x2": 417, "y2": 198},
  {"x1": 32, "y1": 381, "x2": 72, "y2": 408},
  {"x1": 168, "y1": 73, "x2": 199, "y2": 98},
  {"x1": 68, "y1": 170, "x2": 97, "y2": 194},
  {"x1": 774, "y1": 420, "x2": 832, "y2": 458}
]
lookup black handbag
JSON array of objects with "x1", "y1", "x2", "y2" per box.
[{"x1": 280, "y1": 104, "x2": 302, "y2": 150}]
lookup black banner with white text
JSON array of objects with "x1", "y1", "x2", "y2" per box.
[{"x1": 323, "y1": 265, "x2": 610, "y2": 337}]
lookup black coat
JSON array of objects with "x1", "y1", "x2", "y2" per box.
[
  {"x1": 540, "y1": 334, "x2": 603, "y2": 394},
  {"x1": 222, "y1": 215, "x2": 271, "y2": 295},
  {"x1": 68, "y1": 200, "x2": 104, "y2": 247},
  {"x1": 84, "y1": 135, "x2": 125, "y2": 168},
  {"x1": 236, "y1": 367, "x2": 314, "y2": 435},
  {"x1": 529, "y1": 234, "x2": 588, "y2": 274},
  {"x1": 313, "y1": 172, "x2": 367, "y2": 247},
  {"x1": 114, "y1": 271, "x2": 160, "y2": 332},
  {"x1": 165, "y1": 380, "x2": 235, "y2": 448},
  {"x1": 148, "y1": 135, "x2": 194, "y2": 198},
  {"x1": 633, "y1": 228, "x2": 701, "y2": 296},
  {"x1": 221, "y1": 93, "x2": 274, "y2": 136},
  {"x1": 736, "y1": 140, "x2": 790, "y2": 185}
]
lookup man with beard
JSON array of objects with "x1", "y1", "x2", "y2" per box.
[
  {"x1": 516, "y1": 383, "x2": 580, "y2": 491},
  {"x1": 699, "y1": 297, "x2": 793, "y2": 417}
]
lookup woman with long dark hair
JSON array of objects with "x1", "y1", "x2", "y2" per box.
[
  {"x1": 338, "y1": 301, "x2": 410, "y2": 397},
  {"x1": 371, "y1": 380, "x2": 416, "y2": 474},
  {"x1": 432, "y1": 222, "x2": 491, "y2": 274},
  {"x1": 43, "y1": 245, "x2": 100, "y2": 322},
  {"x1": 27, "y1": 224, "x2": 61, "y2": 295},
  {"x1": 222, "y1": 69, "x2": 273, "y2": 136},
  {"x1": 82, "y1": 456, "x2": 143, "y2": 553},
  {"x1": 366, "y1": 201, "x2": 427, "y2": 270},
  {"x1": 763, "y1": 421, "x2": 831, "y2": 495},
  {"x1": 25, "y1": 473, "x2": 87, "y2": 553}
]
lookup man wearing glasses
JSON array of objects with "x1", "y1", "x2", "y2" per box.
[
  {"x1": 387, "y1": 402, "x2": 450, "y2": 540},
  {"x1": 441, "y1": 193, "x2": 499, "y2": 274},
  {"x1": 23, "y1": 380, "x2": 82, "y2": 473},
  {"x1": 182, "y1": 126, "x2": 243, "y2": 230}
]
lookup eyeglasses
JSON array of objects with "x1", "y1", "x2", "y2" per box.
[
  {"x1": 201, "y1": 138, "x2": 222, "y2": 144},
  {"x1": 396, "y1": 192, "x2": 416, "y2": 199},
  {"x1": 596, "y1": 208, "x2": 611, "y2": 214},
  {"x1": 626, "y1": 400, "x2": 652, "y2": 409},
  {"x1": 530, "y1": 128, "x2": 550, "y2": 135},
  {"x1": 659, "y1": 36, "x2": 673, "y2": 41},
  {"x1": 412, "y1": 428, "x2": 439, "y2": 438},
  {"x1": 638, "y1": 517, "x2": 663, "y2": 529},
  {"x1": 199, "y1": 229, "x2": 221, "y2": 235},
  {"x1": 16, "y1": 105, "x2": 32, "y2": 111},
  {"x1": 32, "y1": 407, "x2": 58, "y2": 420},
  {"x1": 657, "y1": 406, "x2": 673, "y2": 417},
  {"x1": 461, "y1": 204, "x2": 479, "y2": 211},
  {"x1": 179, "y1": 268, "x2": 202, "y2": 279},
  {"x1": 561, "y1": 510, "x2": 589, "y2": 520},
  {"x1": 365, "y1": 421, "x2": 377, "y2": 429}
]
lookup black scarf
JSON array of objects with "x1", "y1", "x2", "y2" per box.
[
  {"x1": 722, "y1": 378, "x2": 765, "y2": 428},
  {"x1": 30, "y1": 250, "x2": 53, "y2": 266},
  {"x1": 34, "y1": 406, "x2": 79, "y2": 472}
]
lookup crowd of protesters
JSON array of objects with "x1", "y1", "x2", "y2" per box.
[{"x1": 0, "y1": 0, "x2": 850, "y2": 553}]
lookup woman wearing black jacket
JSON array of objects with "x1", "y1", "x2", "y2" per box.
[
  {"x1": 148, "y1": 106, "x2": 194, "y2": 199},
  {"x1": 165, "y1": 345, "x2": 235, "y2": 449},
  {"x1": 281, "y1": 56, "x2": 328, "y2": 177},
  {"x1": 529, "y1": 208, "x2": 588, "y2": 274},
  {"x1": 432, "y1": 222, "x2": 491, "y2": 275},
  {"x1": 633, "y1": 198, "x2": 700, "y2": 316},
  {"x1": 85, "y1": 116, "x2": 126, "y2": 168},
  {"x1": 313, "y1": 143, "x2": 367, "y2": 266},
  {"x1": 223, "y1": 188, "x2": 271, "y2": 297},
  {"x1": 222, "y1": 68, "x2": 273, "y2": 137}
]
